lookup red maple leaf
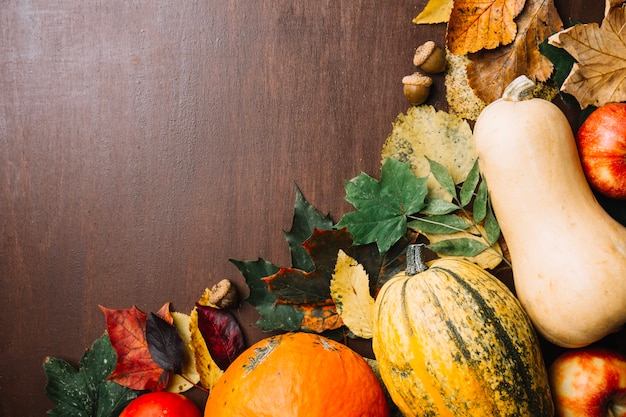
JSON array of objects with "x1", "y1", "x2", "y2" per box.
[{"x1": 100, "y1": 303, "x2": 172, "y2": 391}]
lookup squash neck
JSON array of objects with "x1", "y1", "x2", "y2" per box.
[
  {"x1": 502, "y1": 75, "x2": 536, "y2": 102},
  {"x1": 406, "y1": 244, "x2": 428, "y2": 275}
]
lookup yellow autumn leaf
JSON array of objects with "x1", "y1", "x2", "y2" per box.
[
  {"x1": 330, "y1": 250, "x2": 375, "y2": 339},
  {"x1": 548, "y1": 5, "x2": 626, "y2": 108},
  {"x1": 413, "y1": 0, "x2": 453, "y2": 24},
  {"x1": 447, "y1": 0, "x2": 526, "y2": 55},
  {"x1": 166, "y1": 312, "x2": 201, "y2": 393},
  {"x1": 188, "y1": 306, "x2": 224, "y2": 390},
  {"x1": 381, "y1": 105, "x2": 475, "y2": 201}
]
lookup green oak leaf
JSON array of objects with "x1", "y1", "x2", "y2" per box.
[
  {"x1": 336, "y1": 158, "x2": 428, "y2": 254},
  {"x1": 43, "y1": 334, "x2": 141, "y2": 417}
]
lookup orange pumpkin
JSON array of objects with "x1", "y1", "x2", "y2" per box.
[{"x1": 204, "y1": 332, "x2": 390, "y2": 417}]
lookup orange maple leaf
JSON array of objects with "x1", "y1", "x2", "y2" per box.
[
  {"x1": 447, "y1": 0, "x2": 526, "y2": 55},
  {"x1": 100, "y1": 303, "x2": 172, "y2": 391},
  {"x1": 465, "y1": 0, "x2": 562, "y2": 103}
]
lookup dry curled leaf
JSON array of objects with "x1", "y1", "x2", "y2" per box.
[
  {"x1": 548, "y1": 5, "x2": 626, "y2": 108},
  {"x1": 413, "y1": 0, "x2": 454, "y2": 24},
  {"x1": 447, "y1": 0, "x2": 526, "y2": 55},
  {"x1": 330, "y1": 250, "x2": 375, "y2": 339},
  {"x1": 466, "y1": 0, "x2": 562, "y2": 103}
]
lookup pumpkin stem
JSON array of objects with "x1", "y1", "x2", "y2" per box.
[
  {"x1": 406, "y1": 244, "x2": 428, "y2": 275},
  {"x1": 502, "y1": 75, "x2": 536, "y2": 102}
]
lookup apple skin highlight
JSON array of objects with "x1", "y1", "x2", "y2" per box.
[
  {"x1": 576, "y1": 103, "x2": 626, "y2": 200},
  {"x1": 549, "y1": 347, "x2": 626, "y2": 417}
]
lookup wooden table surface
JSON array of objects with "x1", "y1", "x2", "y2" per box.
[{"x1": 0, "y1": 0, "x2": 611, "y2": 415}]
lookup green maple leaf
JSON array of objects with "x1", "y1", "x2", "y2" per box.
[
  {"x1": 336, "y1": 158, "x2": 428, "y2": 254},
  {"x1": 230, "y1": 258, "x2": 304, "y2": 332},
  {"x1": 284, "y1": 184, "x2": 334, "y2": 272},
  {"x1": 43, "y1": 334, "x2": 142, "y2": 417}
]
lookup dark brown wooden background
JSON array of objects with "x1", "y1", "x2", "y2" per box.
[{"x1": 0, "y1": 1, "x2": 607, "y2": 415}]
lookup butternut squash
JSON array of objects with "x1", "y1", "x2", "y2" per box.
[
  {"x1": 472, "y1": 75, "x2": 626, "y2": 348},
  {"x1": 372, "y1": 244, "x2": 553, "y2": 417}
]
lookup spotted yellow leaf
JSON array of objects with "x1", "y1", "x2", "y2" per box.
[
  {"x1": 330, "y1": 250, "x2": 375, "y2": 339},
  {"x1": 381, "y1": 105, "x2": 476, "y2": 201}
]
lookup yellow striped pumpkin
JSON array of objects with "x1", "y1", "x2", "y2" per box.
[{"x1": 372, "y1": 245, "x2": 553, "y2": 417}]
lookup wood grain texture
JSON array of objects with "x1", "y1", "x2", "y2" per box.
[{"x1": 0, "y1": 0, "x2": 607, "y2": 415}]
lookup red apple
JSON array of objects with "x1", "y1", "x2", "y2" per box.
[
  {"x1": 548, "y1": 347, "x2": 626, "y2": 417},
  {"x1": 576, "y1": 103, "x2": 626, "y2": 199},
  {"x1": 120, "y1": 392, "x2": 202, "y2": 417}
]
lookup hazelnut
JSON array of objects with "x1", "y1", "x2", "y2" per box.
[
  {"x1": 402, "y1": 72, "x2": 432, "y2": 105},
  {"x1": 208, "y1": 279, "x2": 240, "y2": 309},
  {"x1": 413, "y1": 41, "x2": 446, "y2": 74}
]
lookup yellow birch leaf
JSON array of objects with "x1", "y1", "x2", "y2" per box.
[
  {"x1": 166, "y1": 312, "x2": 201, "y2": 393},
  {"x1": 188, "y1": 307, "x2": 223, "y2": 390},
  {"x1": 548, "y1": 5, "x2": 626, "y2": 108},
  {"x1": 413, "y1": 0, "x2": 454, "y2": 24},
  {"x1": 381, "y1": 105, "x2": 476, "y2": 201},
  {"x1": 330, "y1": 250, "x2": 375, "y2": 339},
  {"x1": 447, "y1": 0, "x2": 526, "y2": 55}
]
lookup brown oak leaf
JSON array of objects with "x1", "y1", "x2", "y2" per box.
[
  {"x1": 446, "y1": 0, "x2": 526, "y2": 55},
  {"x1": 548, "y1": 4, "x2": 626, "y2": 108},
  {"x1": 466, "y1": 0, "x2": 562, "y2": 103},
  {"x1": 100, "y1": 303, "x2": 172, "y2": 391}
]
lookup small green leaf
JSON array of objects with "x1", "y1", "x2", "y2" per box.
[
  {"x1": 421, "y1": 198, "x2": 460, "y2": 215},
  {"x1": 427, "y1": 238, "x2": 489, "y2": 257},
  {"x1": 427, "y1": 157, "x2": 456, "y2": 199},
  {"x1": 473, "y1": 179, "x2": 488, "y2": 223},
  {"x1": 336, "y1": 158, "x2": 427, "y2": 254},
  {"x1": 284, "y1": 184, "x2": 334, "y2": 272},
  {"x1": 408, "y1": 214, "x2": 471, "y2": 234},
  {"x1": 484, "y1": 203, "x2": 501, "y2": 245},
  {"x1": 459, "y1": 160, "x2": 480, "y2": 206}
]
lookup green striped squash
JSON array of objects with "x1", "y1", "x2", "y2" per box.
[{"x1": 372, "y1": 246, "x2": 554, "y2": 417}]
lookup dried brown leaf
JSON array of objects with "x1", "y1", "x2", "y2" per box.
[
  {"x1": 465, "y1": 0, "x2": 562, "y2": 103},
  {"x1": 548, "y1": 5, "x2": 626, "y2": 108},
  {"x1": 446, "y1": 0, "x2": 526, "y2": 55}
]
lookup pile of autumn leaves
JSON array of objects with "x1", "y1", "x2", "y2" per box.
[{"x1": 428, "y1": 0, "x2": 626, "y2": 110}]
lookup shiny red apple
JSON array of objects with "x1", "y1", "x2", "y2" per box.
[
  {"x1": 120, "y1": 392, "x2": 202, "y2": 417},
  {"x1": 576, "y1": 103, "x2": 626, "y2": 199},
  {"x1": 548, "y1": 347, "x2": 626, "y2": 417}
]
